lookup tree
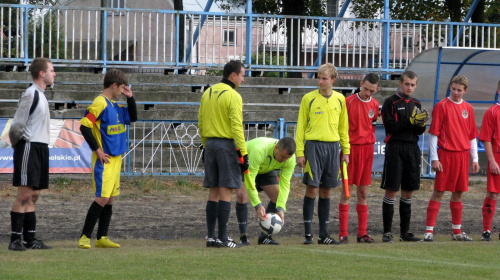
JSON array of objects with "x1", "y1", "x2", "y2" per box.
[
  {"x1": 349, "y1": 0, "x2": 498, "y2": 23},
  {"x1": 216, "y1": 0, "x2": 327, "y2": 78}
]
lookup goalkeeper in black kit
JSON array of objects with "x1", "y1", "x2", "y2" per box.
[{"x1": 380, "y1": 71, "x2": 428, "y2": 243}]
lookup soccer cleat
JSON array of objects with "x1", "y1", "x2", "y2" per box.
[
  {"x1": 215, "y1": 239, "x2": 242, "y2": 248},
  {"x1": 382, "y1": 232, "x2": 394, "y2": 243},
  {"x1": 400, "y1": 232, "x2": 423, "y2": 242},
  {"x1": 318, "y1": 235, "x2": 340, "y2": 245},
  {"x1": 240, "y1": 234, "x2": 250, "y2": 246},
  {"x1": 206, "y1": 238, "x2": 216, "y2": 247},
  {"x1": 424, "y1": 232, "x2": 434, "y2": 242},
  {"x1": 78, "y1": 235, "x2": 91, "y2": 249},
  {"x1": 258, "y1": 234, "x2": 279, "y2": 245},
  {"x1": 451, "y1": 232, "x2": 473, "y2": 242},
  {"x1": 24, "y1": 239, "x2": 52, "y2": 249},
  {"x1": 357, "y1": 235, "x2": 375, "y2": 243},
  {"x1": 338, "y1": 236, "x2": 349, "y2": 244},
  {"x1": 303, "y1": 234, "x2": 314, "y2": 245},
  {"x1": 95, "y1": 236, "x2": 120, "y2": 248},
  {"x1": 8, "y1": 239, "x2": 27, "y2": 251},
  {"x1": 481, "y1": 231, "x2": 492, "y2": 242}
]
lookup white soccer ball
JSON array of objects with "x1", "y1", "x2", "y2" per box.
[{"x1": 259, "y1": 213, "x2": 283, "y2": 235}]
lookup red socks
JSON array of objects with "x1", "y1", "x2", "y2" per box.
[
  {"x1": 482, "y1": 197, "x2": 496, "y2": 232},
  {"x1": 339, "y1": 204, "x2": 349, "y2": 237},
  {"x1": 425, "y1": 200, "x2": 441, "y2": 233},
  {"x1": 450, "y1": 201, "x2": 463, "y2": 234}
]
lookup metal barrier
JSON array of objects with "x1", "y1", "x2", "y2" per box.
[
  {"x1": 1, "y1": 4, "x2": 499, "y2": 74},
  {"x1": 122, "y1": 120, "x2": 278, "y2": 176}
]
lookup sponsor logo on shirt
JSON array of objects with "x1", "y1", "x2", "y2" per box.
[{"x1": 107, "y1": 124, "x2": 125, "y2": 135}]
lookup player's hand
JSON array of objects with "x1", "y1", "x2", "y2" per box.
[
  {"x1": 276, "y1": 211, "x2": 285, "y2": 226},
  {"x1": 256, "y1": 205, "x2": 266, "y2": 221},
  {"x1": 122, "y1": 85, "x2": 133, "y2": 98},
  {"x1": 471, "y1": 162, "x2": 480, "y2": 174},
  {"x1": 297, "y1": 156, "x2": 306, "y2": 168},
  {"x1": 489, "y1": 160, "x2": 500, "y2": 175},
  {"x1": 96, "y1": 148, "x2": 110, "y2": 165},
  {"x1": 239, "y1": 154, "x2": 249, "y2": 173},
  {"x1": 410, "y1": 107, "x2": 428, "y2": 126},
  {"x1": 431, "y1": 160, "x2": 443, "y2": 172},
  {"x1": 341, "y1": 154, "x2": 349, "y2": 165}
]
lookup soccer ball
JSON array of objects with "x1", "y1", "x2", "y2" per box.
[{"x1": 259, "y1": 213, "x2": 283, "y2": 235}]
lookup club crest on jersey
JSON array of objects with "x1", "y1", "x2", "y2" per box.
[
  {"x1": 462, "y1": 110, "x2": 468, "y2": 119},
  {"x1": 368, "y1": 109, "x2": 375, "y2": 118}
]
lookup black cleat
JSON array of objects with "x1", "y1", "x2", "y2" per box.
[
  {"x1": 400, "y1": 232, "x2": 423, "y2": 242},
  {"x1": 338, "y1": 236, "x2": 349, "y2": 244},
  {"x1": 357, "y1": 235, "x2": 376, "y2": 243},
  {"x1": 258, "y1": 234, "x2": 279, "y2": 245},
  {"x1": 318, "y1": 235, "x2": 340, "y2": 245},
  {"x1": 206, "y1": 238, "x2": 216, "y2": 247},
  {"x1": 481, "y1": 230, "x2": 492, "y2": 242},
  {"x1": 8, "y1": 239, "x2": 27, "y2": 251},
  {"x1": 215, "y1": 239, "x2": 242, "y2": 248},
  {"x1": 24, "y1": 239, "x2": 52, "y2": 249},
  {"x1": 240, "y1": 234, "x2": 250, "y2": 246},
  {"x1": 382, "y1": 232, "x2": 394, "y2": 243},
  {"x1": 303, "y1": 234, "x2": 314, "y2": 245}
]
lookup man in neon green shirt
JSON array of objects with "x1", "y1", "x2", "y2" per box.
[{"x1": 235, "y1": 137, "x2": 296, "y2": 245}]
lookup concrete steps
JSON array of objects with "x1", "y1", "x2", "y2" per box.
[{"x1": 0, "y1": 71, "x2": 400, "y2": 121}]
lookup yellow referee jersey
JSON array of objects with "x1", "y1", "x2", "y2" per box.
[
  {"x1": 295, "y1": 89, "x2": 350, "y2": 157},
  {"x1": 198, "y1": 82, "x2": 247, "y2": 155}
]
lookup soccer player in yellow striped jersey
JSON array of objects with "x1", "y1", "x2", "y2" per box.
[
  {"x1": 296, "y1": 63, "x2": 350, "y2": 245},
  {"x1": 77, "y1": 69, "x2": 137, "y2": 249},
  {"x1": 198, "y1": 60, "x2": 248, "y2": 248}
]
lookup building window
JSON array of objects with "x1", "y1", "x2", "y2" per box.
[
  {"x1": 223, "y1": 29, "x2": 236, "y2": 46},
  {"x1": 403, "y1": 36, "x2": 414, "y2": 50},
  {"x1": 108, "y1": 0, "x2": 125, "y2": 8}
]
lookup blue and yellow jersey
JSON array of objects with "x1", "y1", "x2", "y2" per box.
[
  {"x1": 80, "y1": 95, "x2": 131, "y2": 156},
  {"x1": 295, "y1": 89, "x2": 350, "y2": 157}
]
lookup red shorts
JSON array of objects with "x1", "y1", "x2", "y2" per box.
[
  {"x1": 344, "y1": 144, "x2": 374, "y2": 186},
  {"x1": 487, "y1": 152, "x2": 500, "y2": 193},
  {"x1": 434, "y1": 149, "x2": 469, "y2": 192}
]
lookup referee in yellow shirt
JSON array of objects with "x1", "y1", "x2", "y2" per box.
[
  {"x1": 296, "y1": 63, "x2": 350, "y2": 245},
  {"x1": 198, "y1": 60, "x2": 248, "y2": 248}
]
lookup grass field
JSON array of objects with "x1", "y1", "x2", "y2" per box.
[
  {"x1": 1, "y1": 176, "x2": 499, "y2": 279},
  {"x1": 1, "y1": 237, "x2": 499, "y2": 280}
]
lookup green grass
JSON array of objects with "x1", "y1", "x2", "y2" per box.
[{"x1": 1, "y1": 237, "x2": 499, "y2": 280}]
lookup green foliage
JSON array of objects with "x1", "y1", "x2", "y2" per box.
[
  {"x1": 52, "y1": 176, "x2": 73, "y2": 190},
  {"x1": 251, "y1": 52, "x2": 287, "y2": 77},
  {"x1": 215, "y1": 0, "x2": 327, "y2": 17},
  {"x1": 348, "y1": 0, "x2": 499, "y2": 22},
  {"x1": 27, "y1": 8, "x2": 65, "y2": 58}
]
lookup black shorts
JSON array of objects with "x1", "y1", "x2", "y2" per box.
[
  {"x1": 13, "y1": 140, "x2": 49, "y2": 190},
  {"x1": 302, "y1": 141, "x2": 341, "y2": 188},
  {"x1": 380, "y1": 141, "x2": 421, "y2": 192},
  {"x1": 203, "y1": 138, "x2": 242, "y2": 189},
  {"x1": 255, "y1": 171, "x2": 279, "y2": 192}
]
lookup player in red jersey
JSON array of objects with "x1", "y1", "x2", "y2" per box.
[
  {"x1": 338, "y1": 74, "x2": 380, "y2": 244},
  {"x1": 423, "y1": 75, "x2": 479, "y2": 242},
  {"x1": 478, "y1": 80, "x2": 500, "y2": 241}
]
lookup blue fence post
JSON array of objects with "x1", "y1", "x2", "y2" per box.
[
  {"x1": 100, "y1": 8, "x2": 108, "y2": 73},
  {"x1": 245, "y1": 0, "x2": 253, "y2": 77},
  {"x1": 23, "y1": 6, "x2": 29, "y2": 66},
  {"x1": 278, "y1": 118, "x2": 285, "y2": 139},
  {"x1": 175, "y1": 12, "x2": 180, "y2": 68},
  {"x1": 382, "y1": 0, "x2": 390, "y2": 80}
]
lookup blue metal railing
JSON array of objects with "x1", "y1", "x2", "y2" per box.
[{"x1": 1, "y1": 4, "x2": 499, "y2": 76}]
